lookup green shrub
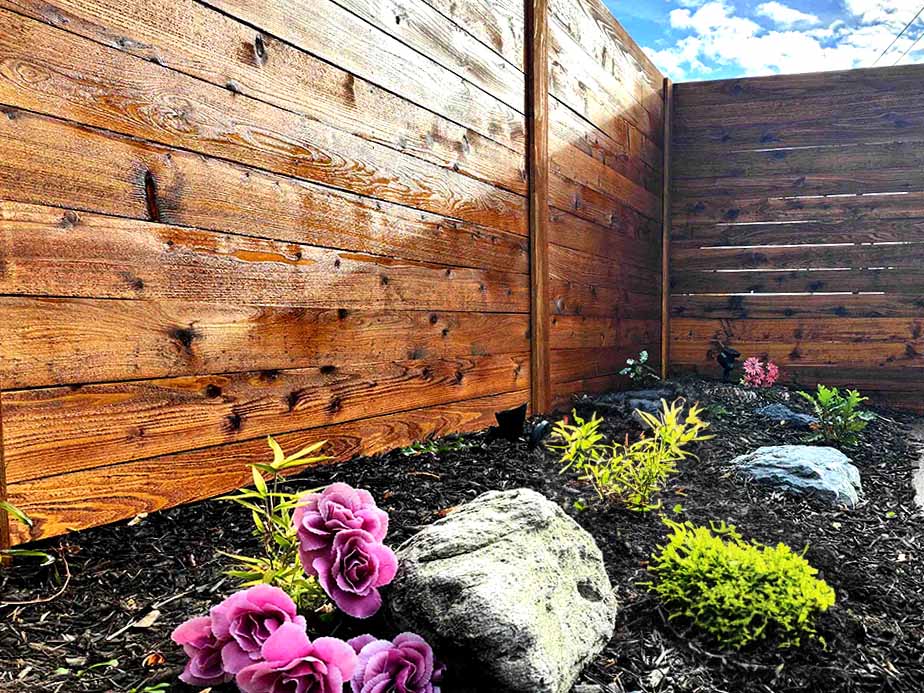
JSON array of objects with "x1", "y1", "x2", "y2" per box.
[
  {"x1": 798, "y1": 384, "x2": 874, "y2": 447},
  {"x1": 548, "y1": 400, "x2": 711, "y2": 511},
  {"x1": 647, "y1": 519, "x2": 836, "y2": 649}
]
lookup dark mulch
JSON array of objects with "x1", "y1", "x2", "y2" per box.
[{"x1": 2, "y1": 377, "x2": 923, "y2": 693}]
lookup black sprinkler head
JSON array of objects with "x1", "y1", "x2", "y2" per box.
[
  {"x1": 716, "y1": 345, "x2": 741, "y2": 382},
  {"x1": 528, "y1": 419, "x2": 552, "y2": 450},
  {"x1": 489, "y1": 402, "x2": 528, "y2": 442}
]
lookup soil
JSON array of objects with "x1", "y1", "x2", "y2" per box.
[{"x1": 2, "y1": 377, "x2": 922, "y2": 693}]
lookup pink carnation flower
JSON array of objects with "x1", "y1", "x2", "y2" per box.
[
  {"x1": 171, "y1": 616, "x2": 231, "y2": 687},
  {"x1": 311, "y1": 529, "x2": 398, "y2": 619},
  {"x1": 236, "y1": 621, "x2": 357, "y2": 693},
  {"x1": 348, "y1": 632, "x2": 443, "y2": 693},
  {"x1": 210, "y1": 584, "x2": 306, "y2": 674},
  {"x1": 294, "y1": 483, "x2": 389, "y2": 572}
]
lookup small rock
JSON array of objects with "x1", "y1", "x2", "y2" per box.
[
  {"x1": 389, "y1": 489, "x2": 617, "y2": 693},
  {"x1": 755, "y1": 404, "x2": 818, "y2": 430},
  {"x1": 732, "y1": 445, "x2": 862, "y2": 507}
]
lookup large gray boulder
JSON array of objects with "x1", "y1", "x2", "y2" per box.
[
  {"x1": 732, "y1": 445, "x2": 862, "y2": 507},
  {"x1": 388, "y1": 489, "x2": 616, "y2": 693}
]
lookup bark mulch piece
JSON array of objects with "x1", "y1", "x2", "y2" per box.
[{"x1": 1, "y1": 377, "x2": 922, "y2": 692}]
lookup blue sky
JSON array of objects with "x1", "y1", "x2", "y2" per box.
[{"x1": 604, "y1": 0, "x2": 924, "y2": 80}]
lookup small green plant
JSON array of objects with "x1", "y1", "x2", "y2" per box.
[
  {"x1": 401, "y1": 436, "x2": 471, "y2": 457},
  {"x1": 0, "y1": 501, "x2": 56, "y2": 566},
  {"x1": 646, "y1": 519, "x2": 836, "y2": 649},
  {"x1": 129, "y1": 684, "x2": 170, "y2": 693},
  {"x1": 620, "y1": 349, "x2": 660, "y2": 384},
  {"x1": 547, "y1": 410, "x2": 604, "y2": 470},
  {"x1": 549, "y1": 400, "x2": 711, "y2": 511},
  {"x1": 219, "y1": 436, "x2": 330, "y2": 611},
  {"x1": 798, "y1": 384, "x2": 874, "y2": 447}
]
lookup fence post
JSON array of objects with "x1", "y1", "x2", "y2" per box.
[
  {"x1": 0, "y1": 394, "x2": 10, "y2": 552},
  {"x1": 660, "y1": 77, "x2": 673, "y2": 380},
  {"x1": 527, "y1": 0, "x2": 550, "y2": 414}
]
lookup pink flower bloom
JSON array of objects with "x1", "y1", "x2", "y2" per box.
[
  {"x1": 210, "y1": 584, "x2": 306, "y2": 674},
  {"x1": 348, "y1": 632, "x2": 442, "y2": 693},
  {"x1": 312, "y1": 529, "x2": 398, "y2": 619},
  {"x1": 171, "y1": 616, "x2": 231, "y2": 687},
  {"x1": 236, "y1": 621, "x2": 357, "y2": 693},
  {"x1": 765, "y1": 361, "x2": 780, "y2": 385},
  {"x1": 294, "y1": 483, "x2": 389, "y2": 573}
]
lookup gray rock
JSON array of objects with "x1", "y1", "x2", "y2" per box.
[
  {"x1": 755, "y1": 404, "x2": 818, "y2": 430},
  {"x1": 732, "y1": 445, "x2": 862, "y2": 507},
  {"x1": 389, "y1": 489, "x2": 617, "y2": 693}
]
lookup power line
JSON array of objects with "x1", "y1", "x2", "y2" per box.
[
  {"x1": 894, "y1": 28, "x2": 924, "y2": 65},
  {"x1": 872, "y1": 4, "x2": 924, "y2": 66}
]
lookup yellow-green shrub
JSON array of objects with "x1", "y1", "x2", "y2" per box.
[{"x1": 647, "y1": 519, "x2": 836, "y2": 649}]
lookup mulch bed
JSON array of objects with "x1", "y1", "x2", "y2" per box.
[{"x1": 2, "y1": 377, "x2": 923, "y2": 693}]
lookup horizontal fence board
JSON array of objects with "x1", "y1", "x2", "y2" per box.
[
  {"x1": 672, "y1": 191, "x2": 924, "y2": 227},
  {"x1": 0, "y1": 113, "x2": 528, "y2": 271},
  {"x1": 1, "y1": 298, "x2": 530, "y2": 389},
  {"x1": 1, "y1": 0, "x2": 526, "y2": 195},
  {"x1": 0, "y1": 203, "x2": 528, "y2": 310},
  {"x1": 549, "y1": 207, "x2": 659, "y2": 262},
  {"x1": 551, "y1": 279, "x2": 659, "y2": 318},
  {"x1": 671, "y1": 268, "x2": 924, "y2": 294},
  {"x1": 672, "y1": 242, "x2": 924, "y2": 271},
  {"x1": 419, "y1": 0, "x2": 524, "y2": 69},
  {"x1": 671, "y1": 218, "x2": 924, "y2": 247},
  {"x1": 551, "y1": 345, "x2": 655, "y2": 383},
  {"x1": 6, "y1": 389, "x2": 528, "y2": 543},
  {"x1": 673, "y1": 65, "x2": 924, "y2": 108},
  {"x1": 550, "y1": 371, "x2": 630, "y2": 411},
  {"x1": 333, "y1": 0, "x2": 524, "y2": 111},
  {"x1": 548, "y1": 16, "x2": 659, "y2": 146},
  {"x1": 671, "y1": 293, "x2": 924, "y2": 320},
  {"x1": 4, "y1": 354, "x2": 528, "y2": 482},
  {"x1": 550, "y1": 316, "x2": 659, "y2": 350},
  {"x1": 0, "y1": 11, "x2": 527, "y2": 232},
  {"x1": 551, "y1": 243, "x2": 661, "y2": 292},
  {"x1": 200, "y1": 0, "x2": 525, "y2": 153}
]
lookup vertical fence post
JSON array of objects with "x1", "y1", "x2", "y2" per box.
[
  {"x1": 527, "y1": 0, "x2": 550, "y2": 413},
  {"x1": 660, "y1": 78, "x2": 673, "y2": 380},
  {"x1": 0, "y1": 393, "x2": 10, "y2": 552}
]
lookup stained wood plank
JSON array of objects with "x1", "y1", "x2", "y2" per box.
[
  {"x1": 671, "y1": 219, "x2": 924, "y2": 247},
  {"x1": 670, "y1": 267, "x2": 924, "y2": 295},
  {"x1": 0, "y1": 112, "x2": 528, "y2": 273},
  {"x1": 672, "y1": 242, "x2": 924, "y2": 272},
  {"x1": 331, "y1": 0, "x2": 523, "y2": 111},
  {"x1": 672, "y1": 190, "x2": 924, "y2": 227},
  {"x1": 548, "y1": 207, "x2": 658, "y2": 262},
  {"x1": 551, "y1": 345, "x2": 655, "y2": 383},
  {"x1": 661, "y1": 77, "x2": 672, "y2": 379},
  {"x1": 528, "y1": 0, "x2": 551, "y2": 414},
  {"x1": 671, "y1": 293, "x2": 924, "y2": 320},
  {"x1": 550, "y1": 242, "x2": 660, "y2": 291},
  {"x1": 3, "y1": 354, "x2": 528, "y2": 482},
  {"x1": 0, "y1": 203, "x2": 528, "y2": 310},
  {"x1": 0, "y1": 11, "x2": 526, "y2": 233},
  {"x1": 1, "y1": 298, "x2": 529, "y2": 389},
  {"x1": 200, "y1": 0, "x2": 525, "y2": 152},
  {"x1": 1, "y1": 0, "x2": 526, "y2": 195},
  {"x1": 550, "y1": 316, "x2": 659, "y2": 349},
  {"x1": 6, "y1": 390, "x2": 528, "y2": 543},
  {"x1": 551, "y1": 278, "x2": 660, "y2": 318},
  {"x1": 419, "y1": 0, "x2": 524, "y2": 69},
  {"x1": 550, "y1": 371, "x2": 629, "y2": 411}
]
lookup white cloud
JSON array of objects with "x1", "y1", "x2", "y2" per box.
[
  {"x1": 645, "y1": 0, "x2": 924, "y2": 80},
  {"x1": 755, "y1": 2, "x2": 819, "y2": 28}
]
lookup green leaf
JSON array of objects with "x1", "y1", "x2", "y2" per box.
[
  {"x1": 252, "y1": 466, "x2": 268, "y2": 494},
  {"x1": 0, "y1": 500, "x2": 33, "y2": 528},
  {"x1": 268, "y1": 435, "x2": 286, "y2": 467}
]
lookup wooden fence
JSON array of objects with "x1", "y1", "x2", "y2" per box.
[
  {"x1": 0, "y1": 0, "x2": 666, "y2": 545},
  {"x1": 668, "y1": 65, "x2": 924, "y2": 412}
]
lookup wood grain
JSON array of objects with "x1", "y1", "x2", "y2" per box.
[
  {"x1": 6, "y1": 390, "x2": 529, "y2": 543},
  {"x1": 0, "y1": 203, "x2": 528, "y2": 310},
  {"x1": 0, "y1": 11, "x2": 527, "y2": 233},
  {"x1": 0, "y1": 114, "x2": 527, "y2": 269},
  {"x1": 0, "y1": 0, "x2": 526, "y2": 195},
  {"x1": 528, "y1": 0, "x2": 551, "y2": 414},
  {"x1": 419, "y1": 0, "x2": 525, "y2": 69},
  {"x1": 1, "y1": 297, "x2": 530, "y2": 389},
  {"x1": 200, "y1": 0, "x2": 526, "y2": 152},
  {"x1": 3, "y1": 354, "x2": 528, "y2": 482}
]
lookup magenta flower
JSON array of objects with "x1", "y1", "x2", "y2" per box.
[
  {"x1": 348, "y1": 632, "x2": 443, "y2": 693},
  {"x1": 171, "y1": 616, "x2": 231, "y2": 687},
  {"x1": 210, "y1": 584, "x2": 306, "y2": 674},
  {"x1": 294, "y1": 483, "x2": 389, "y2": 572},
  {"x1": 236, "y1": 621, "x2": 357, "y2": 693},
  {"x1": 311, "y1": 529, "x2": 398, "y2": 618},
  {"x1": 741, "y1": 356, "x2": 780, "y2": 387}
]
